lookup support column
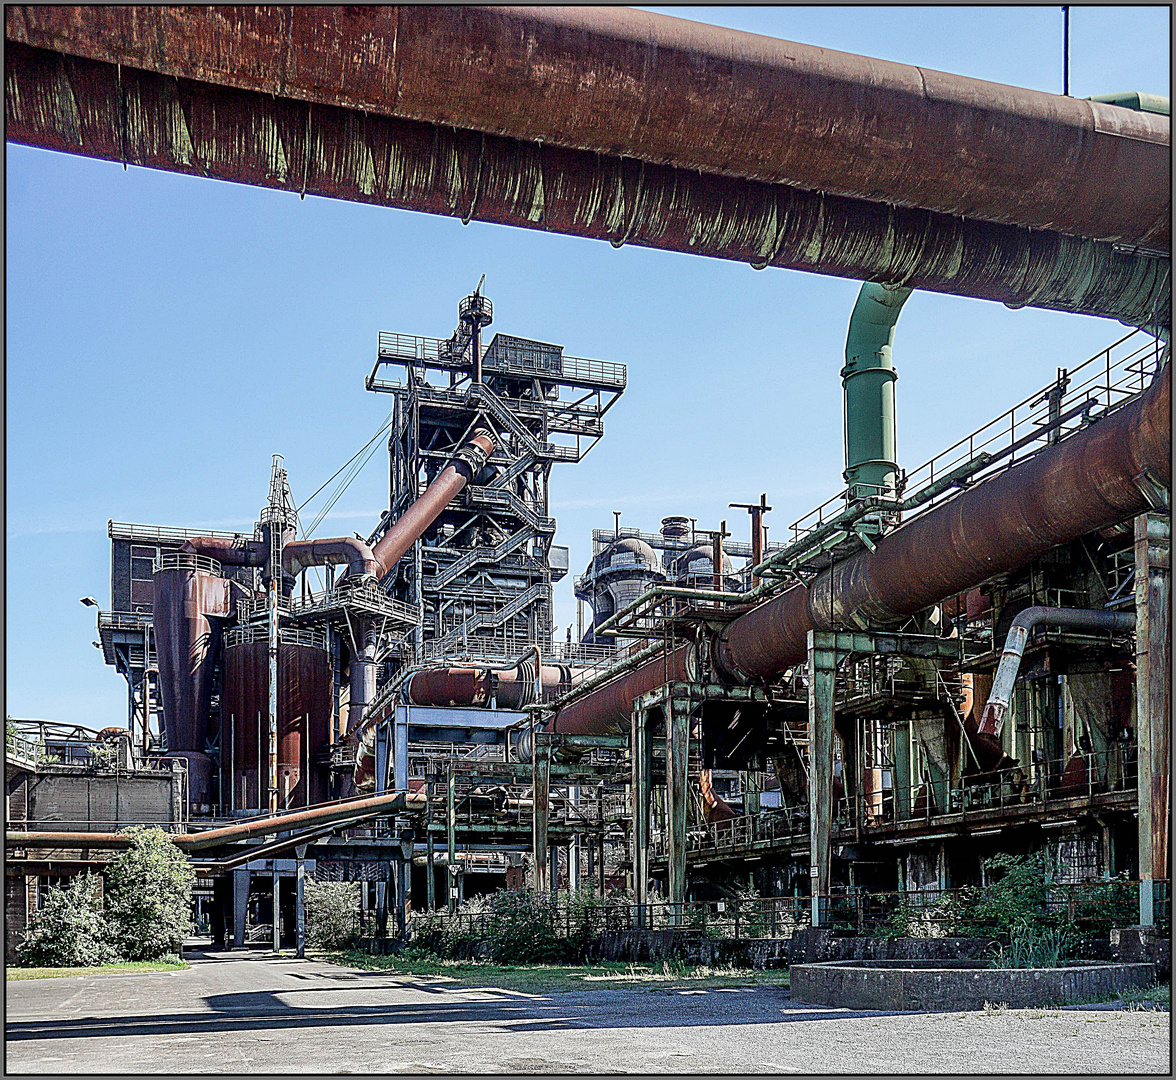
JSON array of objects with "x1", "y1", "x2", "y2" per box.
[
  {"x1": 1135, "y1": 511, "x2": 1170, "y2": 927},
  {"x1": 393, "y1": 705, "x2": 409, "y2": 791},
  {"x1": 375, "y1": 723, "x2": 389, "y2": 794},
  {"x1": 567, "y1": 785, "x2": 580, "y2": 894},
  {"x1": 295, "y1": 845, "x2": 306, "y2": 959},
  {"x1": 272, "y1": 867, "x2": 281, "y2": 953},
  {"x1": 666, "y1": 697, "x2": 690, "y2": 921},
  {"x1": 807, "y1": 633, "x2": 838, "y2": 928},
  {"x1": 232, "y1": 868, "x2": 249, "y2": 949},
  {"x1": 631, "y1": 702, "x2": 653, "y2": 927},
  {"x1": 399, "y1": 835, "x2": 412, "y2": 939},
  {"x1": 532, "y1": 740, "x2": 551, "y2": 893},
  {"x1": 426, "y1": 778, "x2": 437, "y2": 912},
  {"x1": 446, "y1": 763, "x2": 457, "y2": 913}
]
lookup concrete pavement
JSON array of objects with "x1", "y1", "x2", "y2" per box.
[{"x1": 5, "y1": 950, "x2": 1170, "y2": 1073}]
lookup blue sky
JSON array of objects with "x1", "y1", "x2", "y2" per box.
[{"x1": 6, "y1": 5, "x2": 1169, "y2": 727}]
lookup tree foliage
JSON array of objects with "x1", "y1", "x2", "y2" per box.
[
  {"x1": 103, "y1": 826, "x2": 195, "y2": 961},
  {"x1": 18, "y1": 873, "x2": 119, "y2": 968},
  {"x1": 305, "y1": 879, "x2": 363, "y2": 950}
]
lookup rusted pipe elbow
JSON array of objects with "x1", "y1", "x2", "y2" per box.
[
  {"x1": 180, "y1": 536, "x2": 268, "y2": 567},
  {"x1": 281, "y1": 537, "x2": 380, "y2": 580},
  {"x1": 978, "y1": 606, "x2": 1136, "y2": 739}
]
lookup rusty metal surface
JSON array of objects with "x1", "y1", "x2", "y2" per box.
[
  {"x1": 551, "y1": 643, "x2": 692, "y2": 735},
  {"x1": 405, "y1": 661, "x2": 576, "y2": 708},
  {"x1": 281, "y1": 537, "x2": 379, "y2": 579},
  {"x1": 181, "y1": 535, "x2": 267, "y2": 566},
  {"x1": 372, "y1": 430, "x2": 495, "y2": 572},
  {"x1": 4, "y1": 42, "x2": 1167, "y2": 325},
  {"x1": 222, "y1": 640, "x2": 332, "y2": 809},
  {"x1": 717, "y1": 364, "x2": 1171, "y2": 681},
  {"x1": 5, "y1": 5, "x2": 1168, "y2": 249},
  {"x1": 152, "y1": 566, "x2": 229, "y2": 754},
  {"x1": 406, "y1": 667, "x2": 490, "y2": 708}
]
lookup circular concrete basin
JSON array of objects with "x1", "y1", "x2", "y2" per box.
[{"x1": 789, "y1": 959, "x2": 1156, "y2": 1012}]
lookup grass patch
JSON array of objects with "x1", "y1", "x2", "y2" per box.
[
  {"x1": 7, "y1": 958, "x2": 189, "y2": 981},
  {"x1": 326, "y1": 951, "x2": 788, "y2": 994}
]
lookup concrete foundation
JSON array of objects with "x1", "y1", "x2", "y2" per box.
[{"x1": 790, "y1": 959, "x2": 1156, "y2": 1011}]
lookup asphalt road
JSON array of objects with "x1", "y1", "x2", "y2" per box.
[{"x1": 5, "y1": 951, "x2": 1170, "y2": 1074}]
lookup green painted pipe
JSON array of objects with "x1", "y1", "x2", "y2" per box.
[
  {"x1": 842, "y1": 282, "x2": 913, "y2": 499},
  {"x1": 1085, "y1": 92, "x2": 1169, "y2": 117}
]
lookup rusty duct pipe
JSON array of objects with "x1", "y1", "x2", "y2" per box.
[
  {"x1": 556, "y1": 366, "x2": 1168, "y2": 740},
  {"x1": 371, "y1": 429, "x2": 496, "y2": 572},
  {"x1": 978, "y1": 607, "x2": 1136, "y2": 739},
  {"x1": 281, "y1": 537, "x2": 380, "y2": 580},
  {"x1": 3, "y1": 43, "x2": 1167, "y2": 326},
  {"x1": 5, "y1": 792, "x2": 426, "y2": 854},
  {"x1": 181, "y1": 536, "x2": 268, "y2": 567},
  {"x1": 716, "y1": 363, "x2": 1170, "y2": 682},
  {"x1": 5, "y1": 6, "x2": 1168, "y2": 249},
  {"x1": 549, "y1": 643, "x2": 694, "y2": 736}
]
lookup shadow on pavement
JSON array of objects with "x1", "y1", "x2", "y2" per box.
[{"x1": 6, "y1": 983, "x2": 915, "y2": 1042}]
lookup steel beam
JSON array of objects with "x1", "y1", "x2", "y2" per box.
[
  {"x1": 532, "y1": 741, "x2": 550, "y2": 893},
  {"x1": 295, "y1": 844, "x2": 306, "y2": 959},
  {"x1": 1134, "y1": 511, "x2": 1171, "y2": 926},
  {"x1": 666, "y1": 699, "x2": 691, "y2": 920},
  {"x1": 631, "y1": 701, "x2": 654, "y2": 927},
  {"x1": 807, "y1": 633, "x2": 837, "y2": 928},
  {"x1": 446, "y1": 764, "x2": 457, "y2": 914}
]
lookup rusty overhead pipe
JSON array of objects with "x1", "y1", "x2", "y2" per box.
[
  {"x1": 3, "y1": 31, "x2": 1168, "y2": 324},
  {"x1": 715, "y1": 362, "x2": 1170, "y2": 681},
  {"x1": 548, "y1": 364, "x2": 1169, "y2": 737},
  {"x1": 5, "y1": 790, "x2": 426, "y2": 855},
  {"x1": 4, "y1": 5, "x2": 1168, "y2": 250}
]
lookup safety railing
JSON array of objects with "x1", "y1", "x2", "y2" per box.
[
  {"x1": 783, "y1": 327, "x2": 1165, "y2": 548},
  {"x1": 97, "y1": 610, "x2": 154, "y2": 631},
  {"x1": 872, "y1": 746, "x2": 1138, "y2": 828},
  {"x1": 224, "y1": 624, "x2": 330, "y2": 650},
  {"x1": 154, "y1": 551, "x2": 222, "y2": 576}
]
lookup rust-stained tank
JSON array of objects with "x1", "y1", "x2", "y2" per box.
[
  {"x1": 220, "y1": 634, "x2": 332, "y2": 811},
  {"x1": 152, "y1": 553, "x2": 231, "y2": 807}
]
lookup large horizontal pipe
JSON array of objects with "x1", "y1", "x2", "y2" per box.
[
  {"x1": 550, "y1": 643, "x2": 694, "y2": 736},
  {"x1": 180, "y1": 536, "x2": 267, "y2": 567},
  {"x1": 4, "y1": 42, "x2": 1167, "y2": 326},
  {"x1": 979, "y1": 607, "x2": 1137, "y2": 739},
  {"x1": 716, "y1": 363, "x2": 1170, "y2": 681},
  {"x1": 6, "y1": 794, "x2": 422, "y2": 856},
  {"x1": 547, "y1": 364, "x2": 1169, "y2": 737},
  {"x1": 5, "y1": 6, "x2": 1168, "y2": 249}
]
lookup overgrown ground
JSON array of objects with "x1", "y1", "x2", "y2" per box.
[
  {"x1": 328, "y1": 951, "x2": 790, "y2": 994},
  {"x1": 7, "y1": 958, "x2": 189, "y2": 981}
]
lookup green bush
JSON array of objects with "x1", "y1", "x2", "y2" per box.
[
  {"x1": 485, "y1": 889, "x2": 561, "y2": 964},
  {"x1": 953, "y1": 853, "x2": 1070, "y2": 938},
  {"x1": 17, "y1": 873, "x2": 119, "y2": 968},
  {"x1": 104, "y1": 826, "x2": 195, "y2": 961},
  {"x1": 305, "y1": 879, "x2": 362, "y2": 950}
]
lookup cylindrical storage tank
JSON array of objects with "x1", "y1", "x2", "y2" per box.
[
  {"x1": 152, "y1": 553, "x2": 231, "y2": 808},
  {"x1": 220, "y1": 628, "x2": 332, "y2": 811}
]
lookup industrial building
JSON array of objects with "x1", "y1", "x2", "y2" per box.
[{"x1": 4, "y1": 5, "x2": 1170, "y2": 960}]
